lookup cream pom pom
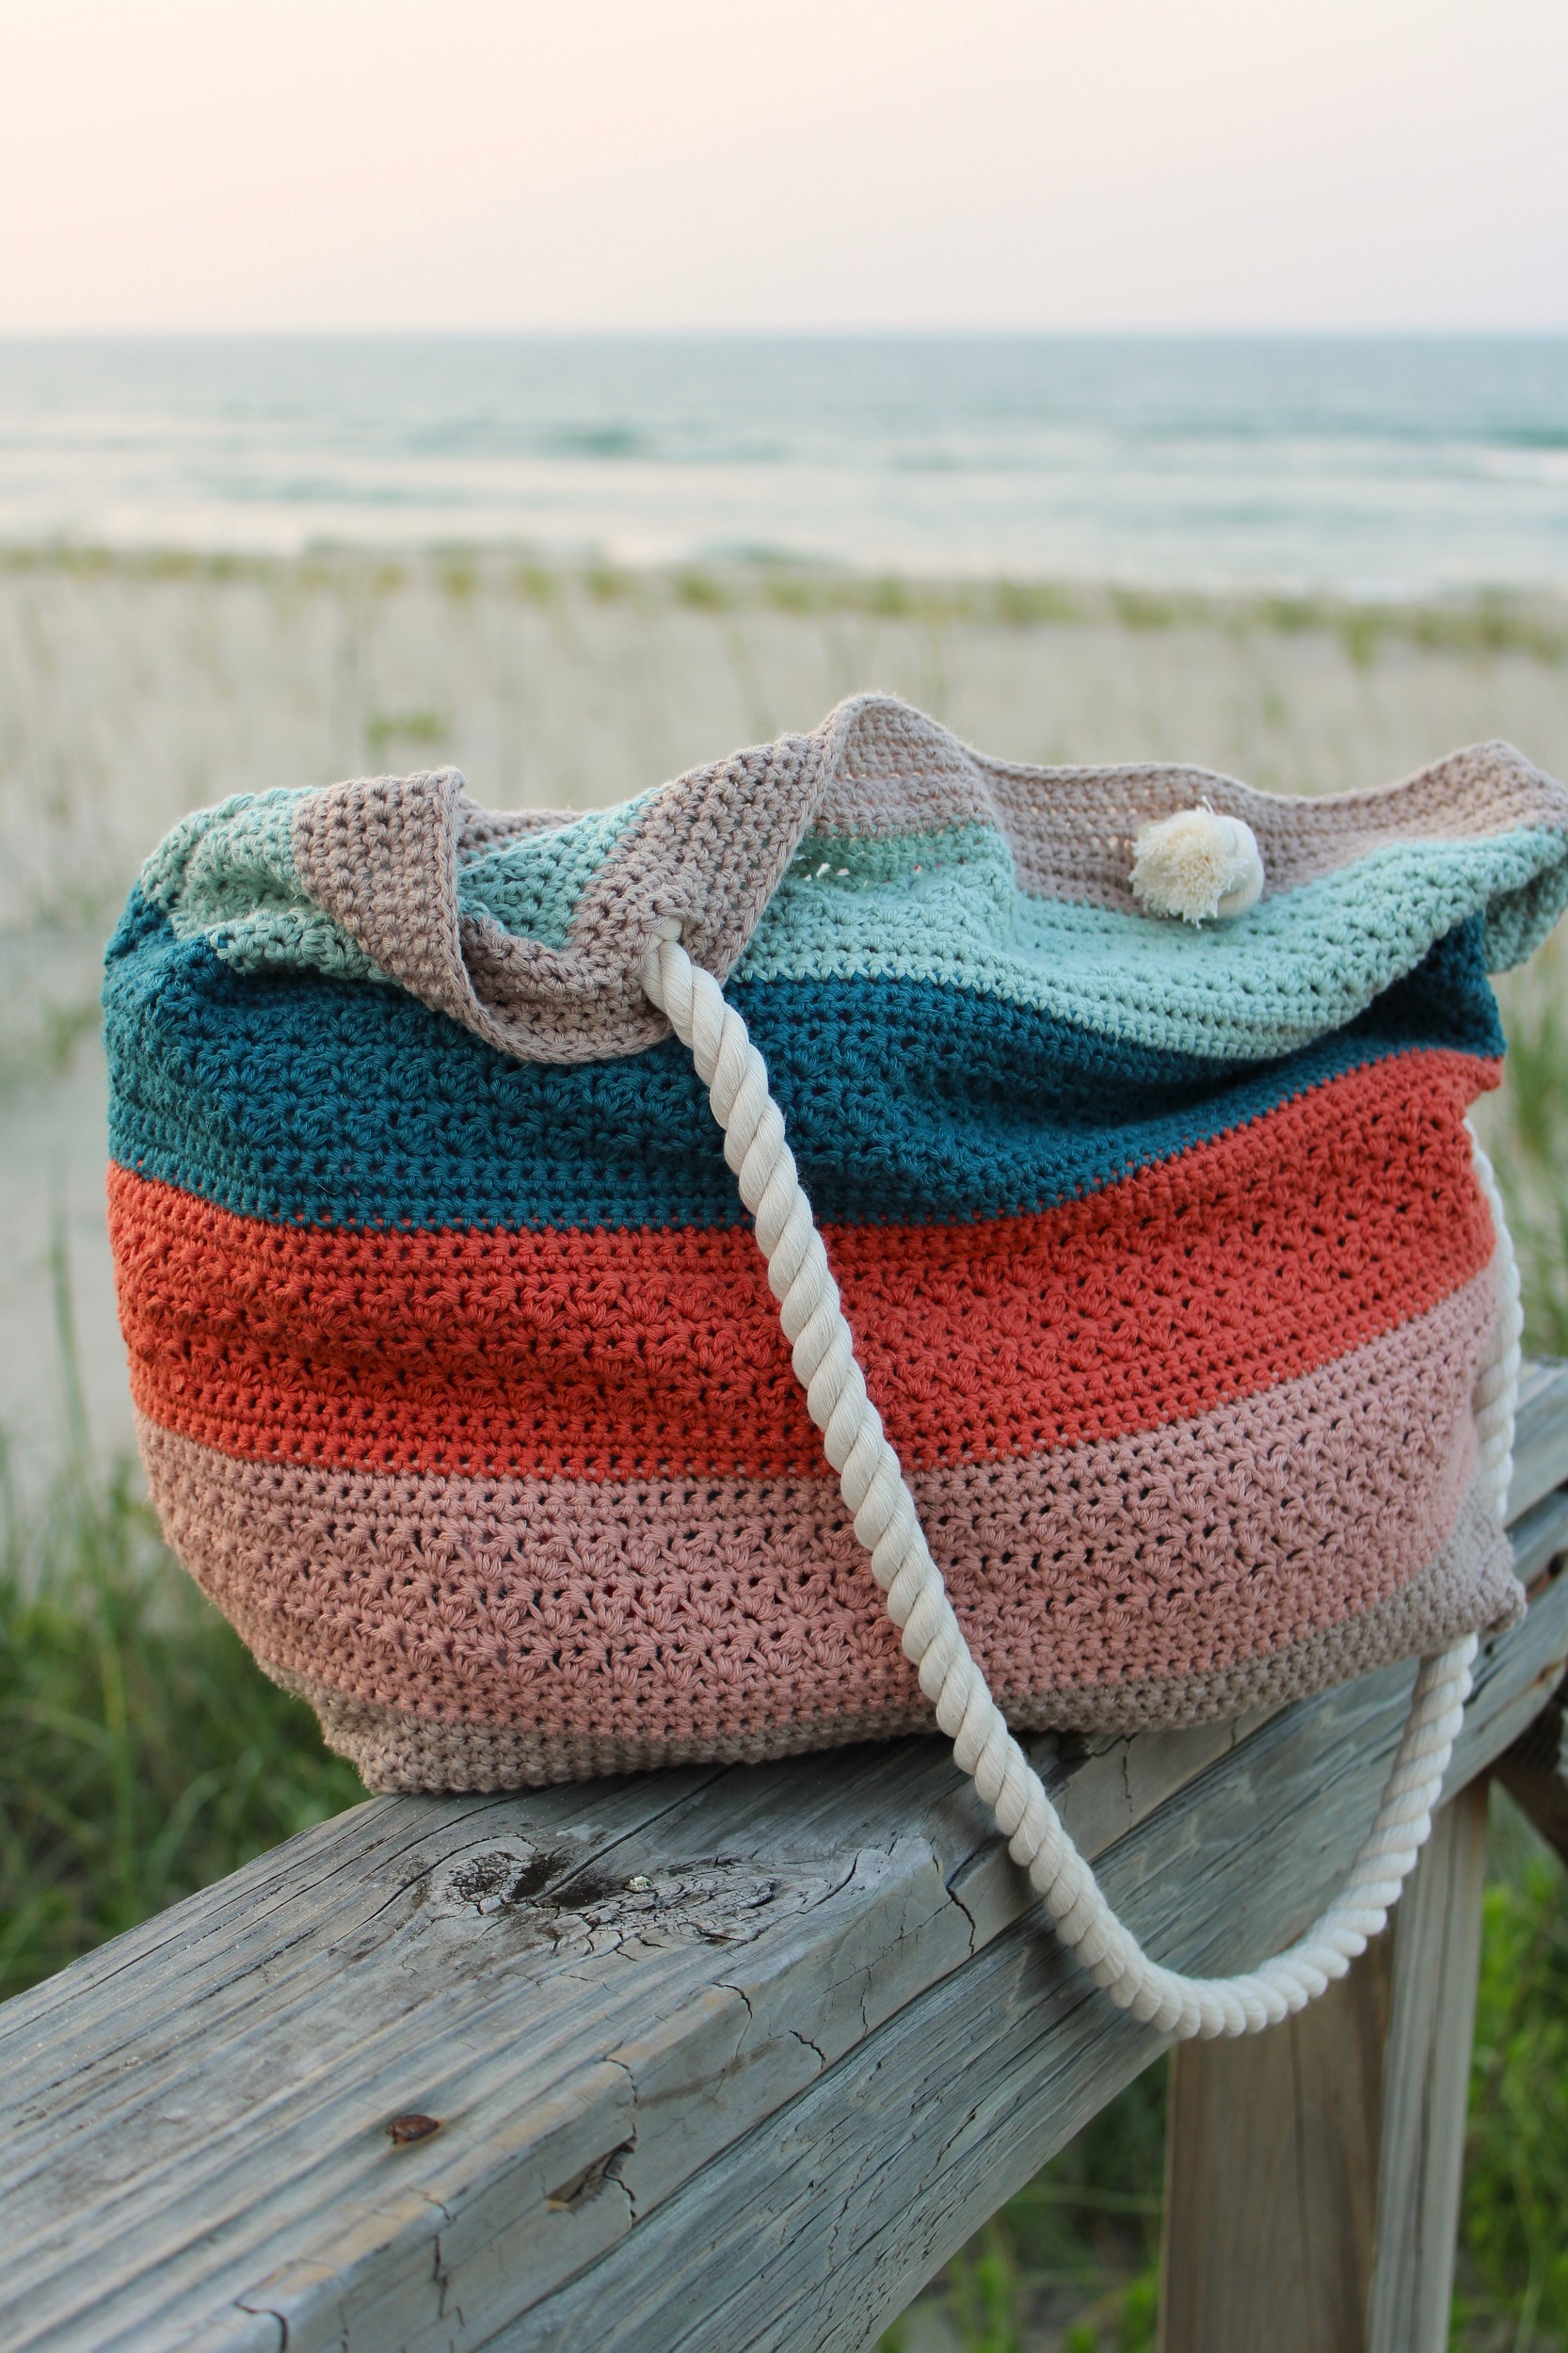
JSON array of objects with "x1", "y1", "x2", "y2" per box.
[{"x1": 1129, "y1": 806, "x2": 1265, "y2": 925}]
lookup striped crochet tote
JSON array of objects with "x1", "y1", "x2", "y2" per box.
[{"x1": 106, "y1": 696, "x2": 1568, "y2": 2035}]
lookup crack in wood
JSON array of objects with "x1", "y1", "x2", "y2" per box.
[{"x1": 546, "y1": 2145, "x2": 635, "y2": 2213}]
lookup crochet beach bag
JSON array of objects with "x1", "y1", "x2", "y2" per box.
[{"x1": 106, "y1": 696, "x2": 1568, "y2": 2038}]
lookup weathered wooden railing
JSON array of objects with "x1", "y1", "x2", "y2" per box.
[{"x1": 5, "y1": 1362, "x2": 1568, "y2": 2353}]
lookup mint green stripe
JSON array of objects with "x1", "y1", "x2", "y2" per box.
[
  {"x1": 456, "y1": 793, "x2": 653, "y2": 949},
  {"x1": 140, "y1": 790, "x2": 380, "y2": 981},
  {"x1": 736, "y1": 824, "x2": 1566, "y2": 1059},
  {"x1": 142, "y1": 779, "x2": 1564, "y2": 1064},
  {"x1": 144, "y1": 785, "x2": 657, "y2": 977}
]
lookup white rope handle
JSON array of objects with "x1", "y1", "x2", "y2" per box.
[{"x1": 641, "y1": 933, "x2": 1521, "y2": 2037}]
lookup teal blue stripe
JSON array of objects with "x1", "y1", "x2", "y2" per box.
[{"x1": 104, "y1": 888, "x2": 1504, "y2": 1237}]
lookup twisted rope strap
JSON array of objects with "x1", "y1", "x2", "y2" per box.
[{"x1": 642, "y1": 932, "x2": 1522, "y2": 2039}]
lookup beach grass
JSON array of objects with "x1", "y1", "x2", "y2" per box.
[
  {"x1": 0, "y1": 1440, "x2": 362, "y2": 1998},
  {"x1": 0, "y1": 1244, "x2": 362, "y2": 2000},
  {"x1": 1480, "y1": 927, "x2": 1568, "y2": 1361},
  {"x1": 7, "y1": 542, "x2": 1564, "y2": 662}
]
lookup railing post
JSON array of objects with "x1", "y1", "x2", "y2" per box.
[
  {"x1": 1365, "y1": 1776, "x2": 1491, "y2": 2353},
  {"x1": 1158, "y1": 1777, "x2": 1489, "y2": 2353},
  {"x1": 1159, "y1": 1928, "x2": 1392, "y2": 2352}
]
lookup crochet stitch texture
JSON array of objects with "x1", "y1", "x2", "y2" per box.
[{"x1": 106, "y1": 695, "x2": 1568, "y2": 1789}]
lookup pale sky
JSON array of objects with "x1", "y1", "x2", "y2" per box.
[{"x1": 2, "y1": 0, "x2": 1565, "y2": 333}]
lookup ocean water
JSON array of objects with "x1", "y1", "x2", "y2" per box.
[{"x1": 1, "y1": 334, "x2": 1566, "y2": 595}]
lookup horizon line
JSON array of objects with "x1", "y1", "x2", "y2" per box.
[{"x1": 3, "y1": 323, "x2": 1568, "y2": 343}]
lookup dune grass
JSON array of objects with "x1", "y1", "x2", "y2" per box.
[
  {"x1": 0, "y1": 1244, "x2": 361, "y2": 2001},
  {"x1": 0, "y1": 1440, "x2": 362, "y2": 1998}
]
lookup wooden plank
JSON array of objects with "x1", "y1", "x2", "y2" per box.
[
  {"x1": 0, "y1": 1674, "x2": 1298, "y2": 2350},
  {"x1": 1146, "y1": 1453, "x2": 1568, "y2": 2353},
  {"x1": 1365, "y1": 1778, "x2": 1492, "y2": 2353},
  {"x1": 1510, "y1": 1480, "x2": 1568, "y2": 1593},
  {"x1": 1159, "y1": 1934, "x2": 1393, "y2": 2353},
  {"x1": 4, "y1": 1401, "x2": 1565, "y2": 2353},
  {"x1": 1495, "y1": 1460, "x2": 1568, "y2": 1862},
  {"x1": 1151, "y1": 1459, "x2": 1568, "y2": 2353}
]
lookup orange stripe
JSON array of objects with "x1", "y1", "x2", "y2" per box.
[{"x1": 110, "y1": 1049, "x2": 1496, "y2": 1479}]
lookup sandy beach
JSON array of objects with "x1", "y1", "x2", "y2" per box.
[{"x1": 5, "y1": 549, "x2": 1567, "y2": 1483}]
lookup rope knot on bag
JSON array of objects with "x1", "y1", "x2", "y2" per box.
[{"x1": 639, "y1": 927, "x2": 1517, "y2": 2040}]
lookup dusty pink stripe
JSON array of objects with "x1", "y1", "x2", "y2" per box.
[
  {"x1": 138, "y1": 1270, "x2": 1498, "y2": 1750},
  {"x1": 273, "y1": 1483, "x2": 1522, "y2": 1788}
]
